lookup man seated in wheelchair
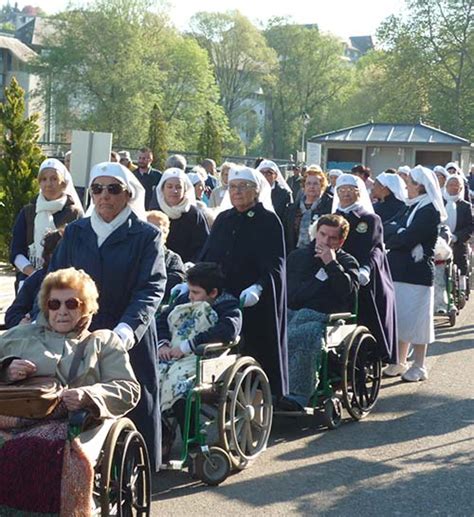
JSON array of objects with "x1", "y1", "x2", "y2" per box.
[
  {"x1": 157, "y1": 263, "x2": 242, "y2": 445},
  {"x1": 279, "y1": 214, "x2": 359, "y2": 411},
  {"x1": 0, "y1": 267, "x2": 140, "y2": 516}
]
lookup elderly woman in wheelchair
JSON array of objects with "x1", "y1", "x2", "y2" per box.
[
  {"x1": 278, "y1": 214, "x2": 382, "y2": 427},
  {"x1": 158, "y1": 262, "x2": 273, "y2": 484},
  {"x1": 0, "y1": 268, "x2": 142, "y2": 516}
]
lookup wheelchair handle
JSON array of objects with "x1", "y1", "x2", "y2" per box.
[
  {"x1": 328, "y1": 312, "x2": 354, "y2": 322},
  {"x1": 194, "y1": 339, "x2": 240, "y2": 357}
]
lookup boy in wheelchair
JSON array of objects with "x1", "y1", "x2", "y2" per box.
[
  {"x1": 280, "y1": 214, "x2": 360, "y2": 411},
  {"x1": 157, "y1": 262, "x2": 242, "y2": 456}
]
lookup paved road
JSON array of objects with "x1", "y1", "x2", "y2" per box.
[
  {"x1": 152, "y1": 299, "x2": 474, "y2": 516},
  {"x1": 1, "y1": 266, "x2": 472, "y2": 515}
]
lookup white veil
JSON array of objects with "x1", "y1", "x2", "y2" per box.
[
  {"x1": 39, "y1": 158, "x2": 84, "y2": 212},
  {"x1": 376, "y1": 172, "x2": 407, "y2": 202},
  {"x1": 332, "y1": 173, "x2": 375, "y2": 214}
]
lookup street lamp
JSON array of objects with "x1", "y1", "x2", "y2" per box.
[{"x1": 299, "y1": 112, "x2": 311, "y2": 163}]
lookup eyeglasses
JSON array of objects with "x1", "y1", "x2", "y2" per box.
[
  {"x1": 337, "y1": 186, "x2": 358, "y2": 194},
  {"x1": 90, "y1": 183, "x2": 127, "y2": 195},
  {"x1": 229, "y1": 183, "x2": 255, "y2": 192},
  {"x1": 47, "y1": 298, "x2": 82, "y2": 311}
]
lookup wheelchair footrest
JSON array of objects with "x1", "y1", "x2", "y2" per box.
[
  {"x1": 161, "y1": 460, "x2": 185, "y2": 470},
  {"x1": 274, "y1": 407, "x2": 316, "y2": 417}
]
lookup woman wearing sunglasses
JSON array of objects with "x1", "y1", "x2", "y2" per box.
[
  {"x1": 49, "y1": 162, "x2": 167, "y2": 472},
  {"x1": 0, "y1": 267, "x2": 140, "y2": 515}
]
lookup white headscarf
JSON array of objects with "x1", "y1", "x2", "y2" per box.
[
  {"x1": 257, "y1": 159, "x2": 292, "y2": 193},
  {"x1": 332, "y1": 173, "x2": 374, "y2": 214},
  {"x1": 434, "y1": 165, "x2": 449, "y2": 179},
  {"x1": 31, "y1": 159, "x2": 83, "y2": 268},
  {"x1": 220, "y1": 166, "x2": 274, "y2": 213},
  {"x1": 443, "y1": 175, "x2": 464, "y2": 232},
  {"x1": 88, "y1": 161, "x2": 146, "y2": 218},
  {"x1": 397, "y1": 165, "x2": 411, "y2": 176},
  {"x1": 406, "y1": 165, "x2": 447, "y2": 226},
  {"x1": 87, "y1": 162, "x2": 146, "y2": 246},
  {"x1": 187, "y1": 172, "x2": 204, "y2": 186},
  {"x1": 328, "y1": 169, "x2": 343, "y2": 178},
  {"x1": 156, "y1": 168, "x2": 196, "y2": 220},
  {"x1": 376, "y1": 172, "x2": 407, "y2": 202}
]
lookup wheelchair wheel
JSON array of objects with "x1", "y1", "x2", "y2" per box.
[
  {"x1": 449, "y1": 309, "x2": 457, "y2": 327},
  {"x1": 100, "y1": 418, "x2": 151, "y2": 517},
  {"x1": 194, "y1": 446, "x2": 231, "y2": 486},
  {"x1": 322, "y1": 396, "x2": 343, "y2": 430},
  {"x1": 342, "y1": 328, "x2": 382, "y2": 421},
  {"x1": 217, "y1": 357, "x2": 273, "y2": 470}
]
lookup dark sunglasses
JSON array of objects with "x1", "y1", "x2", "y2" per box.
[
  {"x1": 47, "y1": 298, "x2": 82, "y2": 311},
  {"x1": 90, "y1": 183, "x2": 127, "y2": 195}
]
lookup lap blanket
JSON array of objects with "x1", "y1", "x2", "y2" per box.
[
  {"x1": 159, "y1": 301, "x2": 218, "y2": 413},
  {"x1": 0, "y1": 405, "x2": 94, "y2": 517},
  {"x1": 287, "y1": 309, "x2": 328, "y2": 402}
]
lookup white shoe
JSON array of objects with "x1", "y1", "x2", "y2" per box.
[
  {"x1": 402, "y1": 365, "x2": 428, "y2": 382},
  {"x1": 383, "y1": 363, "x2": 408, "y2": 377}
]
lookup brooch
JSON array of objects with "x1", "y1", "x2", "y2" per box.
[
  {"x1": 247, "y1": 211, "x2": 255, "y2": 218},
  {"x1": 356, "y1": 222, "x2": 368, "y2": 233}
]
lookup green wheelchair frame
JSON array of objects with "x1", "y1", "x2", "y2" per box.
[
  {"x1": 275, "y1": 305, "x2": 382, "y2": 429},
  {"x1": 162, "y1": 340, "x2": 273, "y2": 486}
]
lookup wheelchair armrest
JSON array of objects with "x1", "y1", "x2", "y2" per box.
[
  {"x1": 328, "y1": 312, "x2": 354, "y2": 323},
  {"x1": 194, "y1": 338, "x2": 240, "y2": 357}
]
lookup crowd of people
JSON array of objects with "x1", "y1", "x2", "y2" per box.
[{"x1": 1, "y1": 148, "x2": 473, "y2": 513}]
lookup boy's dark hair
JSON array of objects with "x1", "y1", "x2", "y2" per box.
[
  {"x1": 186, "y1": 262, "x2": 225, "y2": 295},
  {"x1": 42, "y1": 228, "x2": 64, "y2": 268},
  {"x1": 316, "y1": 214, "x2": 350, "y2": 240}
]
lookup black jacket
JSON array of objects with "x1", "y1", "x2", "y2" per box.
[
  {"x1": 164, "y1": 247, "x2": 185, "y2": 301},
  {"x1": 287, "y1": 245, "x2": 359, "y2": 314},
  {"x1": 272, "y1": 183, "x2": 293, "y2": 221},
  {"x1": 133, "y1": 168, "x2": 162, "y2": 210},
  {"x1": 374, "y1": 193, "x2": 407, "y2": 223},
  {"x1": 157, "y1": 291, "x2": 242, "y2": 351},
  {"x1": 386, "y1": 203, "x2": 440, "y2": 286}
]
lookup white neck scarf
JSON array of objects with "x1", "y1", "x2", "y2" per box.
[
  {"x1": 443, "y1": 192, "x2": 461, "y2": 233},
  {"x1": 30, "y1": 193, "x2": 68, "y2": 267},
  {"x1": 337, "y1": 202, "x2": 363, "y2": 214},
  {"x1": 406, "y1": 194, "x2": 430, "y2": 227},
  {"x1": 159, "y1": 196, "x2": 192, "y2": 220},
  {"x1": 90, "y1": 206, "x2": 132, "y2": 247}
]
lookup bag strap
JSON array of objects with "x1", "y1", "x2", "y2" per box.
[{"x1": 67, "y1": 335, "x2": 90, "y2": 385}]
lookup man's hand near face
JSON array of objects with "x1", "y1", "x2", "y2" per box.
[{"x1": 315, "y1": 242, "x2": 336, "y2": 265}]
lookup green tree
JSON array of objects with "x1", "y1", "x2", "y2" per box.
[
  {"x1": 190, "y1": 11, "x2": 277, "y2": 127},
  {"x1": 0, "y1": 78, "x2": 44, "y2": 254},
  {"x1": 148, "y1": 103, "x2": 167, "y2": 170},
  {"x1": 263, "y1": 20, "x2": 353, "y2": 158},
  {"x1": 197, "y1": 111, "x2": 222, "y2": 164},
  {"x1": 374, "y1": 0, "x2": 474, "y2": 138}
]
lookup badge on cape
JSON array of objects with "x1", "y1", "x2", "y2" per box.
[{"x1": 356, "y1": 222, "x2": 368, "y2": 234}]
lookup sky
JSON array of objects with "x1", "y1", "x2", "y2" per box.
[{"x1": 6, "y1": 0, "x2": 407, "y2": 39}]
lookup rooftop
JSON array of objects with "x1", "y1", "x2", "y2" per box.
[
  {"x1": 0, "y1": 35, "x2": 37, "y2": 62},
  {"x1": 309, "y1": 122, "x2": 471, "y2": 146}
]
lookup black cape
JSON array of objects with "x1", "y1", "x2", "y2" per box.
[{"x1": 200, "y1": 202, "x2": 288, "y2": 397}]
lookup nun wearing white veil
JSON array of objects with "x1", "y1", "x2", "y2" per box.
[
  {"x1": 10, "y1": 158, "x2": 83, "y2": 291},
  {"x1": 201, "y1": 166, "x2": 289, "y2": 397},
  {"x1": 385, "y1": 165, "x2": 447, "y2": 382},
  {"x1": 50, "y1": 161, "x2": 167, "y2": 471},
  {"x1": 257, "y1": 159, "x2": 293, "y2": 220},
  {"x1": 372, "y1": 172, "x2": 408, "y2": 223},
  {"x1": 333, "y1": 174, "x2": 398, "y2": 364}
]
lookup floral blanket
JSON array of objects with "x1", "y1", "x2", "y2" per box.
[
  {"x1": 0, "y1": 405, "x2": 93, "y2": 516},
  {"x1": 159, "y1": 301, "x2": 218, "y2": 412}
]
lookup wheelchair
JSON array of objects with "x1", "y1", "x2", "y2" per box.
[
  {"x1": 160, "y1": 340, "x2": 273, "y2": 486},
  {"x1": 275, "y1": 312, "x2": 382, "y2": 429},
  {"x1": 434, "y1": 258, "x2": 460, "y2": 327},
  {"x1": 72, "y1": 412, "x2": 152, "y2": 516}
]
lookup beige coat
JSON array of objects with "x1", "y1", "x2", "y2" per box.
[{"x1": 0, "y1": 322, "x2": 140, "y2": 419}]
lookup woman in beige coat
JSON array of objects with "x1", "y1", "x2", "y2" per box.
[{"x1": 0, "y1": 267, "x2": 140, "y2": 516}]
